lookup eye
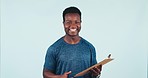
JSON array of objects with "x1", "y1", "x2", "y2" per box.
[
  {"x1": 75, "y1": 21, "x2": 81, "y2": 24},
  {"x1": 65, "y1": 21, "x2": 71, "y2": 25}
]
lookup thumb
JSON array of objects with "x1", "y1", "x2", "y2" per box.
[{"x1": 64, "y1": 71, "x2": 72, "y2": 75}]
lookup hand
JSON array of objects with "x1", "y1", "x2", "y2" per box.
[
  {"x1": 90, "y1": 65, "x2": 102, "y2": 76},
  {"x1": 59, "y1": 71, "x2": 71, "y2": 78}
]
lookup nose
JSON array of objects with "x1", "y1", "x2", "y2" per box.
[{"x1": 70, "y1": 22, "x2": 77, "y2": 29}]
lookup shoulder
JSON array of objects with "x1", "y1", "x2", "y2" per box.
[
  {"x1": 81, "y1": 37, "x2": 95, "y2": 49},
  {"x1": 47, "y1": 37, "x2": 65, "y2": 53},
  {"x1": 50, "y1": 37, "x2": 64, "y2": 47}
]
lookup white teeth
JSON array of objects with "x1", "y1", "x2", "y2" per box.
[{"x1": 70, "y1": 29, "x2": 76, "y2": 31}]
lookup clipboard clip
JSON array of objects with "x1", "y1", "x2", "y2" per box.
[{"x1": 108, "y1": 54, "x2": 111, "y2": 58}]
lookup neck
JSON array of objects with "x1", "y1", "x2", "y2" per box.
[{"x1": 64, "y1": 35, "x2": 81, "y2": 44}]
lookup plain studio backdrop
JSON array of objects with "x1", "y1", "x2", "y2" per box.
[{"x1": 1, "y1": 0, "x2": 148, "y2": 78}]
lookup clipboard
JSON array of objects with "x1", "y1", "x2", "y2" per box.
[{"x1": 74, "y1": 54, "x2": 114, "y2": 77}]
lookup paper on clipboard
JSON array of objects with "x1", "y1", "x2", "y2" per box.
[{"x1": 74, "y1": 55, "x2": 114, "y2": 77}]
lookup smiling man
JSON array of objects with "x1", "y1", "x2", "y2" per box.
[{"x1": 43, "y1": 6, "x2": 102, "y2": 78}]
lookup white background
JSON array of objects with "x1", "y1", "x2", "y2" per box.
[{"x1": 1, "y1": 0, "x2": 148, "y2": 78}]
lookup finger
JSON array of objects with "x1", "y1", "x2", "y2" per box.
[
  {"x1": 97, "y1": 65, "x2": 102, "y2": 71},
  {"x1": 93, "y1": 67, "x2": 101, "y2": 74},
  {"x1": 94, "y1": 67, "x2": 100, "y2": 72},
  {"x1": 90, "y1": 68, "x2": 98, "y2": 74},
  {"x1": 100, "y1": 65, "x2": 102, "y2": 71},
  {"x1": 65, "y1": 71, "x2": 72, "y2": 75}
]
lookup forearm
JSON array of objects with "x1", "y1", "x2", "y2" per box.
[
  {"x1": 43, "y1": 69, "x2": 71, "y2": 78},
  {"x1": 91, "y1": 75, "x2": 97, "y2": 78},
  {"x1": 91, "y1": 74, "x2": 100, "y2": 78},
  {"x1": 92, "y1": 76, "x2": 100, "y2": 78},
  {"x1": 43, "y1": 69, "x2": 61, "y2": 78}
]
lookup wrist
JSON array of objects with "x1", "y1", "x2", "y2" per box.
[{"x1": 96, "y1": 74, "x2": 101, "y2": 78}]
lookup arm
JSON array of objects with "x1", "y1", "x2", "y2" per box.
[
  {"x1": 43, "y1": 68, "x2": 71, "y2": 78},
  {"x1": 89, "y1": 45, "x2": 102, "y2": 78},
  {"x1": 90, "y1": 65, "x2": 102, "y2": 78}
]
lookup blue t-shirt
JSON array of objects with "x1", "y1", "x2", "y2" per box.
[{"x1": 44, "y1": 37, "x2": 97, "y2": 78}]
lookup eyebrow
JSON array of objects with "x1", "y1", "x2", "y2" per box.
[{"x1": 65, "y1": 20, "x2": 81, "y2": 22}]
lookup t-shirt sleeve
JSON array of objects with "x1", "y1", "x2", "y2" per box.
[
  {"x1": 43, "y1": 47, "x2": 56, "y2": 71},
  {"x1": 91, "y1": 46, "x2": 97, "y2": 65}
]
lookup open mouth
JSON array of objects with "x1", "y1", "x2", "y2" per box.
[{"x1": 69, "y1": 29, "x2": 77, "y2": 32}]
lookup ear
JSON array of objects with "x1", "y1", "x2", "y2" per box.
[{"x1": 63, "y1": 22, "x2": 65, "y2": 26}]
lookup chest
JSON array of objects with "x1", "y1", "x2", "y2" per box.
[{"x1": 56, "y1": 44, "x2": 91, "y2": 63}]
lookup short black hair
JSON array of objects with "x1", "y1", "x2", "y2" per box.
[{"x1": 63, "y1": 6, "x2": 81, "y2": 22}]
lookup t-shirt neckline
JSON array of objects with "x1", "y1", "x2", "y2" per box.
[{"x1": 62, "y1": 37, "x2": 82, "y2": 46}]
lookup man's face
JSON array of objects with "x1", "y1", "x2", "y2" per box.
[{"x1": 63, "y1": 13, "x2": 81, "y2": 37}]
